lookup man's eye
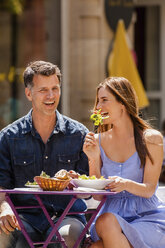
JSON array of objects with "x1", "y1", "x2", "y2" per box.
[
  {"x1": 53, "y1": 87, "x2": 59, "y2": 91},
  {"x1": 40, "y1": 89, "x2": 47, "y2": 92}
]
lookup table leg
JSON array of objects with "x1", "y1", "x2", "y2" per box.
[
  {"x1": 73, "y1": 196, "x2": 107, "y2": 248},
  {"x1": 34, "y1": 194, "x2": 65, "y2": 246},
  {"x1": 42, "y1": 196, "x2": 77, "y2": 248}
]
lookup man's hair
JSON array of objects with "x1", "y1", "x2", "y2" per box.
[{"x1": 23, "y1": 60, "x2": 62, "y2": 88}]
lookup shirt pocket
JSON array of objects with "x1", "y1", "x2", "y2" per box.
[
  {"x1": 57, "y1": 153, "x2": 80, "y2": 171},
  {"x1": 13, "y1": 155, "x2": 35, "y2": 185}
]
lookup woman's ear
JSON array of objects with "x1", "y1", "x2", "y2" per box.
[
  {"x1": 121, "y1": 103, "x2": 126, "y2": 114},
  {"x1": 25, "y1": 87, "x2": 32, "y2": 102}
]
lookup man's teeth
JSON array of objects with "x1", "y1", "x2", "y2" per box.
[{"x1": 45, "y1": 102, "x2": 55, "y2": 105}]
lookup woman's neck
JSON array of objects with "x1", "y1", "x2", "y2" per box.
[{"x1": 110, "y1": 115, "x2": 134, "y2": 139}]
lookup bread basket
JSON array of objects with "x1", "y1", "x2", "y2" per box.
[{"x1": 34, "y1": 176, "x2": 71, "y2": 191}]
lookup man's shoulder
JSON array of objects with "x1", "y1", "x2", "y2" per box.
[
  {"x1": 0, "y1": 113, "x2": 30, "y2": 138},
  {"x1": 61, "y1": 114, "x2": 89, "y2": 134}
]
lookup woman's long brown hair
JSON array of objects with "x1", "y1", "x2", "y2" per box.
[{"x1": 93, "y1": 77, "x2": 153, "y2": 167}]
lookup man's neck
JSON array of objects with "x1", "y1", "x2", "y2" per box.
[{"x1": 32, "y1": 111, "x2": 56, "y2": 143}]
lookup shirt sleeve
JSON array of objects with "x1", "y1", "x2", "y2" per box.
[{"x1": 0, "y1": 132, "x2": 13, "y2": 188}]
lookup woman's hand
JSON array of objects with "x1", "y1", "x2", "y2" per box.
[
  {"x1": 83, "y1": 132, "x2": 100, "y2": 161},
  {"x1": 106, "y1": 176, "x2": 129, "y2": 193}
]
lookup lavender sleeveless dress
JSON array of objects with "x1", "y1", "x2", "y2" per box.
[{"x1": 90, "y1": 135, "x2": 165, "y2": 248}]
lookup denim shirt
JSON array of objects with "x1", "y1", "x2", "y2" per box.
[{"x1": 0, "y1": 110, "x2": 89, "y2": 232}]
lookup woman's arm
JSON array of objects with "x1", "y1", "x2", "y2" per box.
[
  {"x1": 107, "y1": 129, "x2": 163, "y2": 198},
  {"x1": 83, "y1": 132, "x2": 102, "y2": 178},
  {"x1": 83, "y1": 132, "x2": 103, "y2": 200}
]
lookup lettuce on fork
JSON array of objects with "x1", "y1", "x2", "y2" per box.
[{"x1": 90, "y1": 109, "x2": 109, "y2": 133}]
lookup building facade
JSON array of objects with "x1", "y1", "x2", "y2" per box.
[{"x1": 0, "y1": 0, "x2": 165, "y2": 131}]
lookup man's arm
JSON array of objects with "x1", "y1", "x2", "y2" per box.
[
  {"x1": 0, "y1": 190, "x2": 21, "y2": 234},
  {"x1": 0, "y1": 132, "x2": 21, "y2": 234}
]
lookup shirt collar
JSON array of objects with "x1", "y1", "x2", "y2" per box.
[
  {"x1": 22, "y1": 109, "x2": 66, "y2": 135},
  {"x1": 53, "y1": 110, "x2": 66, "y2": 134}
]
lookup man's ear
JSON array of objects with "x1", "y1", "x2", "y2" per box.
[{"x1": 25, "y1": 87, "x2": 32, "y2": 102}]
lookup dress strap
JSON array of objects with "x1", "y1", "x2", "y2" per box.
[{"x1": 99, "y1": 133, "x2": 101, "y2": 147}]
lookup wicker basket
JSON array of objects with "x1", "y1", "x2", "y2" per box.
[{"x1": 34, "y1": 176, "x2": 71, "y2": 191}]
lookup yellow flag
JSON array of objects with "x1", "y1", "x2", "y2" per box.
[{"x1": 108, "y1": 20, "x2": 149, "y2": 108}]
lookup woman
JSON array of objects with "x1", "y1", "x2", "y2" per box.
[{"x1": 83, "y1": 77, "x2": 165, "y2": 248}]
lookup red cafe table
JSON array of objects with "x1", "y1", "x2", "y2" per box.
[{"x1": 0, "y1": 188, "x2": 116, "y2": 248}]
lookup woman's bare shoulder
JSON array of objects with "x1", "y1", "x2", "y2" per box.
[{"x1": 144, "y1": 129, "x2": 163, "y2": 145}]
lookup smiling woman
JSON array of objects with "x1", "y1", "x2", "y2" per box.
[{"x1": 83, "y1": 76, "x2": 165, "y2": 248}]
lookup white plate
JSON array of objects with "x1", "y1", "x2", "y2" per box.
[
  {"x1": 73, "y1": 187, "x2": 106, "y2": 192},
  {"x1": 25, "y1": 184, "x2": 40, "y2": 188},
  {"x1": 71, "y1": 178, "x2": 113, "y2": 190}
]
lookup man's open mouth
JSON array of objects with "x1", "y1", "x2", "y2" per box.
[{"x1": 44, "y1": 101, "x2": 55, "y2": 106}]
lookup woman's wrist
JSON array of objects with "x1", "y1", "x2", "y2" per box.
[
  {"x1": 88, "y1": 159, "x2": 101, "y2": 170},
  {"x1": 89, "y1": 158, "x2": 96, "y2": 165},
  {"x1": 89, "y1": 155, "x2": 101, "y2": 163}
]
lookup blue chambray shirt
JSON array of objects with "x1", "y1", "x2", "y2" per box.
[{"x1": 0, "y1": 110, "x2": 89, "y2": 232}]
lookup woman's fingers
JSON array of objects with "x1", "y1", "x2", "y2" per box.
[
  {"x1": 105, "y1": 177, "x2": 126, "y2": 192},
  {"x1": 84, "y1": 132, "x2": 96, "y2": 146},
  {"x1": 85, "y1": 138, "x2": 96, "y2": 146}
]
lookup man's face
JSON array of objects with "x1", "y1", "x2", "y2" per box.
[{"x1": 25, "y1": 74, "x2": 61, "y2": 117}]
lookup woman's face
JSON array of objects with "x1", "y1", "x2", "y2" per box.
[{"x1": 96, "y1": 87, "x2": 124, "y2": 124}]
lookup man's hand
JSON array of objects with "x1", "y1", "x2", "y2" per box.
[
  {"x1": 0, "y1": 202, "x2": 21, "y2": 235},
  {"x1": 0, "y1": 210, "x2": 21, "y2": 235}
]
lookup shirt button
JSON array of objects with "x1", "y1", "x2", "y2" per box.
[
  {"x1": 45, "y1": 156, "x2": 48, "y2": 159},
  {"x1": 119, "y1": 164, "x2": 122, "y2": 167},
  {"x1": 23, "y1": 161, "x2": 26, "y2": 164},
  {"x1": 68, "y1": 160, "x2": 70, "y2": 163}
]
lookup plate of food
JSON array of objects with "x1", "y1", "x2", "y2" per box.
[
  {"x1": 71, "y1": 175, "x2": 114, "y2": 190},
  {"x1": 25, "y1": 181, "x2": 40, "y2": 188}
]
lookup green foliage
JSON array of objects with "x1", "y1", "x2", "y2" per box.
[{"x1": 0, "y1": 0, "x2": 24, "y2": 15}]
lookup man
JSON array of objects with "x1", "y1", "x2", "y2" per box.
[{"x1": 0, "y1": 61, "x2": 89, "y2": 247}]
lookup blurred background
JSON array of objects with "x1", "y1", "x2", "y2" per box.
[{"x1": 0, "y1": 0, "x2": 165, "y2": 132}]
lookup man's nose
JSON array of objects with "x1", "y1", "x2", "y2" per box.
[{"x1": 47, "y1": 90, "x2": 54, "y2": 97}]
